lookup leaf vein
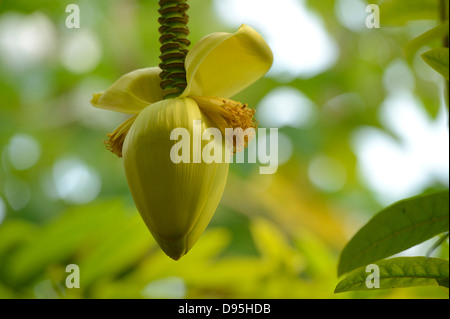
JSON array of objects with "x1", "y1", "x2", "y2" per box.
[{"x1": 342, "y1": 215, "x2": 448, "y2": 271}]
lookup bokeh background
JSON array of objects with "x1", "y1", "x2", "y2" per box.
[{"x1": 0, "y1": 0, "x2": 448, "y2": 298}]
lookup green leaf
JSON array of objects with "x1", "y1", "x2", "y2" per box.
[
  {"x1": 2, "y1": 200, "x2": 126, "y2": 285},
  {"x1": 421, "y1": 48, "x2": 450, "y2": 80},
  {"x1": 404, "y1": 22, "x2": 449, "y2": 60},
  {"x1": 335, "y1": 257, "x2": 449, "y2": 293},
  {"x1": 380, "y1": 0, "x2": 439, "y2": 26},
  {"x1": 338, "y1": 190, "x2": 449, "y2": 276}
]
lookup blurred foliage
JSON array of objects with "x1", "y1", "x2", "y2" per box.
[
  {"x1": 0, "y1": 0, "x2": 448, "y2": 299},
  {"x1": 336, "y1": 0, "x2": 449, "y2": 294}
]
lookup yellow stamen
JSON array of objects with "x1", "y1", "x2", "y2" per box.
[
  {"x1": 192, "y1": 96, "x2": 258, "y2": 152},
  {"x1": 104, "y1": 114, "x2": 137, "y2": 157}
]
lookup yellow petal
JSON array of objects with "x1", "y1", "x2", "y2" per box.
[
  {"x1": 91, "y1": 67, "x2": 164, "y2": 114},
  {"x1": 123, "y1": 98, "x2": 229, "y2": 260},
  {"x1": 182, "y1": 24, "x2": 273, "y2": 99}
]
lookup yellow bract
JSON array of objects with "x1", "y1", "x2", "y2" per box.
[
  {"x1": 182, "y1": 24, "x2": 274, "y2": 98},
  {"x1": 91, "y1": 25, "x2": 272, "y2": 260}
]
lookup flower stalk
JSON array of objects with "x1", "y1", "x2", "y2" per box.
[{"x1": 158, "y1": 0, "x2": 190, "y2": 99}]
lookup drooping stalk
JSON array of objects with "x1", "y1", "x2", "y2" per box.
[{"x1": 158, "y1": 0, "x2": 190, "y2": 99}]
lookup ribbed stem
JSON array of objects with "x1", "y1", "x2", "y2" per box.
[{"x1": 158, "y1": 0, "x2": 190, "y2": 99}]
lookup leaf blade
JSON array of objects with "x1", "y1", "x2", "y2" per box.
[
  {"x1": 421, "y1": 48, "x2": 450, "y2": 80},
  {"x1": 338, "y1": 190, "x2": 449, "y2": 276},
  {"x1": 404, "y1": 22, "x2": 449, "y2": 60},
  {"x1": 335, "y1": 257, "x2": 449, "y2": 293}
]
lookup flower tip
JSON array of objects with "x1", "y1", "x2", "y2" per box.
[
  {"x1": 237, "y1": 24, "x2": 256, "y2": 36},
  {"x1": 170, "y1": 254, "x2": 183, "y2": 261},
  {"x1": 153, "y1": 234, "x2": 189, "y2": 261},
  {"x1": 90, "y1": 92, "x2": 102, "y2": 107},
  {"x1": 236, "y1": 24, "x2": 273, "y2": 71}
]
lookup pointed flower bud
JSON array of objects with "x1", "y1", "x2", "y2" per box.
[{"x1": 91, "y1": 25, "x2": 273, "y2": 259}]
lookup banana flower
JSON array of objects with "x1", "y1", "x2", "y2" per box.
[{"x1": 91, "y1": 25, "x2": 273, "y2": 260}]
